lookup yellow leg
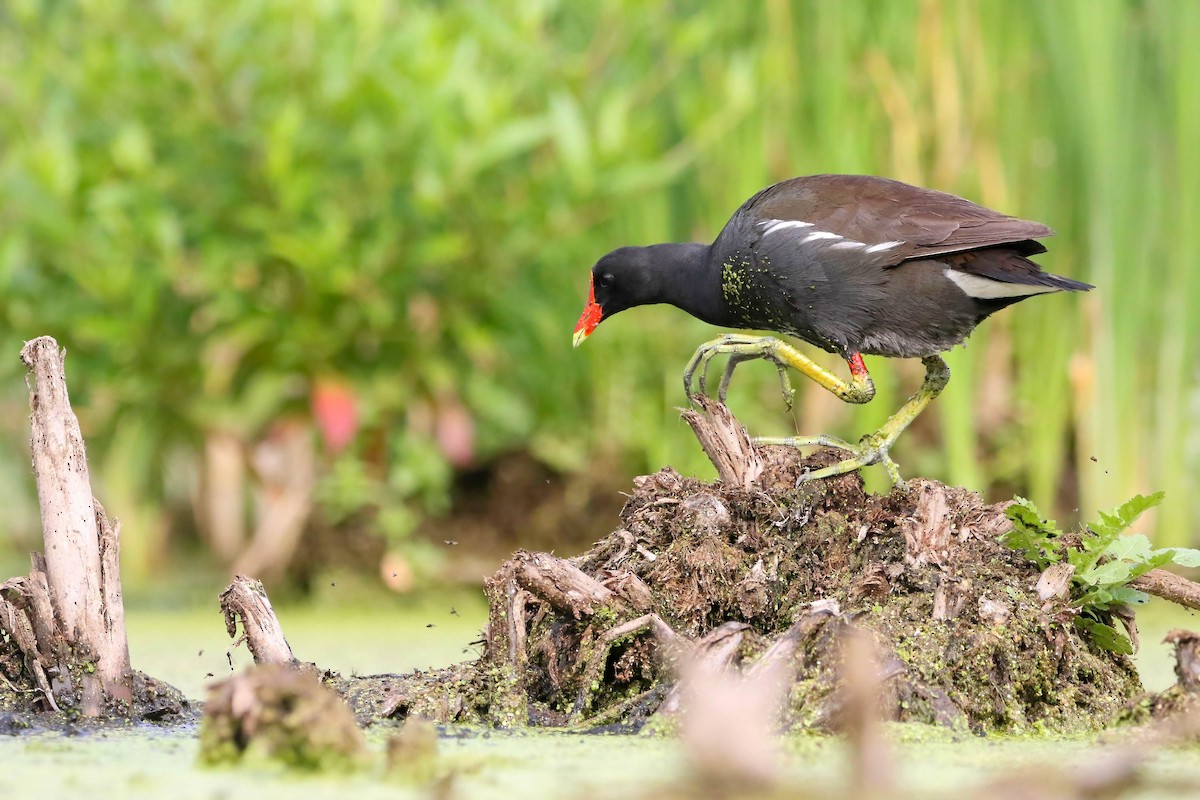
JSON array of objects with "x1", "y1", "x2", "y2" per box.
[
  {"x1": 681, "y1": 334, "x2": 950, "y2": 486},
  {"x1": 756, "y1": 355, "x2": 950, "y2": 485}
]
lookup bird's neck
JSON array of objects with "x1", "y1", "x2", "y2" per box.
[{"x1": 644, "y1": 242, "x2": 726, "y2": 325}]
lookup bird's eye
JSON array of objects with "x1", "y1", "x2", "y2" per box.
[{"x1": 598, "y1": 273, "x2": 614, "y2": 288}]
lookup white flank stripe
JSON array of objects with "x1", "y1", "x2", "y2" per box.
[
  {"x1": 865, "y1": 240, "x2": 903, "y2": 253},
  {"x1": 759, "y1": 219, "x2": 813, "y2": 236},
  {"x1": 829, "y1": 240, "x2": 865, "y2": 250},
  {"x1": 945, "y1": 270, "x2": 1062, "y2": 299},
  {"x1": 803, "y1": 231, "x2": 841, "y2": 242}
]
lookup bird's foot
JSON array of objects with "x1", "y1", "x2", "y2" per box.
[
  {"x1": 753, "y1": 355, "x2": 949, "y2": 485},
  {"x1": 684, "y1": 336, "x2": 875, "y2": 409},
  {"x1": 682, "y1": 334, "x2": 797, "y2": 408},
  {"x1": 754, "y1": 430, "x2": 905, "y2": 486}
]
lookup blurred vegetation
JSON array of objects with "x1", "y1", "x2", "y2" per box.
[{"x1": 1, "y1": 0, "x2": 1197, "y2": 586}]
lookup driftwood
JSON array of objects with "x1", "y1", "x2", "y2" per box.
[
  {"x1": 512, "y1": 551, "x2": 621, "y2": 617},
  {"x1": 220, "y1": 576, "x2": 297, "y2": 665},
  {"x1": 681, "y1": 395, "x2": 763, "y2": 489},
  {"x1": 903, "y1": 481, "x2": 954, "y2": 566},
  {"x1": 0, "y1": 337, "x2": 133, "y2": 714},
  {"x1": 0, "y1": 582, "x2": 58, "y2": 710},
  {"x1": 480, "y1": 550, "x2": 638, "y2": 724},
  {"x1": 571, "y1": 612, "x2": 690, "y2": 720}
]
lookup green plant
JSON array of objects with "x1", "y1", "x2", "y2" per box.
[
  {"x1": 2, "y1": 1, "x2": 1199, "y2": 584},
  {"x1": 1003, "y1": 492, "x2": 1200, "y2": 654}
]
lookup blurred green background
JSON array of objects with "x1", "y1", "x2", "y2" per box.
[{"x1": 1, "y1": 0, "x2": 1197, "y2": 593}]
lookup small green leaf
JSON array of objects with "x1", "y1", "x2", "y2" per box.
[
  {"x1": 1000, "y1": 528, "x2": 1032, "y2": 548},
  {"x1": 1001, "y1": 528, "x2": 1058, "y2": 567},
  {"x1": 1079, "y1": 559, "x2": 1134, "y2": 586},
  {"x1": 1077, "y1": 523, "x2": 1125, "y2": 571},
  {"x1": 1075, "y1": 617, "x2": 1134, "y2": 655},
  {"x1": 1006, "y1": 498, "x2": 1061, "y2": 537},
  {"x1": 1127, "y1": 550, "x2": 1175, "y2": 580},
  {"x1": 1102, "y1": 533, "x2": 1154, "y2": 563},
  {"x1": 1075, "y1": 587, "x2": 1115, "y2": 609},
  {"x1": 1163, "y1": 548, "x2": 1200, "y2": 568},
  {"x1": 1115, "y1": 491, "x2": 1165, "y2": 525},
  {"x1": 1108, "y1": 586, "x2": 1150, "y2": 605},
  {"x1": 1002, "y1": 498, "x2": 1064, "y2": 568},
  {"x1": 1076, "y1": 493, "x2": 1165, "y2": 572}
]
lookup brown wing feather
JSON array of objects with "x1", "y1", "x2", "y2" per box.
[{"x1": 748, "y1": 174, "x2": 1052, "y2": 261}]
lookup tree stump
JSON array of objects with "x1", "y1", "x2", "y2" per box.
[
  {"x1": 0, "y1": 337, "x2": 150, "y2": 717},
  {"x1": 680, "y1": 395, "x2": 763, "y2": 489},
  {"x1": 220, "y1": 576, "x2": 297, "y2": 666}
]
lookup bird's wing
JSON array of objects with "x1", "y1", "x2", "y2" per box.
[{"x1": 746, "y1": 175, "x2": 1052, "y2": 264}]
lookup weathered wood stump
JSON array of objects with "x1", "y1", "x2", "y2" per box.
[
  {"x1": 220, "y1": 576, "x2": 297, "y2": 666},
  {"x1": 680, "y1": 395, "x2": 763, "y2": 489},
  {"x1": 0, "y1": 336, "x2": 185, "y2": 720}
]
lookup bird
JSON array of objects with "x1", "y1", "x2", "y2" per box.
[{"x1": 572, "y1": 174, "x2": 1092, "y2": 484}]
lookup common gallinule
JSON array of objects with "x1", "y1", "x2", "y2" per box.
[{"x1": 573, "y1": 174, "x2": 1091, "y2": 483}]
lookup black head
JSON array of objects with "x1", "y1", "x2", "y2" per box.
[
  {"x1": 572, "y1": 247, "x2": 660, "y2": 346},
  {"x1": 573, "y1": 244, "x2": 711, "y2": 346}
]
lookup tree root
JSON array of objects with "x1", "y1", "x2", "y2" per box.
[{"x1": 0, "y1": 589, "x2": 58, "y2": 711}]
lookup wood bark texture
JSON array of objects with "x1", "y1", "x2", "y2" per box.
[
  {"x1": 16, "y1": 336, "x2": 132, "y2": 711},
  {"x1": 22, "y1": 338, "x2": 105, "y2": 641},
  {"x1": 511, "y1": 550, "x2": 620, "y2": 619},
  {"x1": 220, "y1": 575, "x2": 297, "y2": 665},
  {"x1": 1132, "y1": 569, "x2": 1200, "y2": 612},
  {"x1": 681, "y1": 395, "x2": 763, "y2": 490}
]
